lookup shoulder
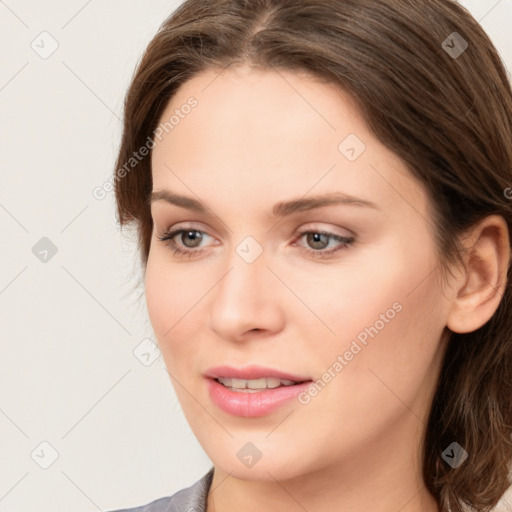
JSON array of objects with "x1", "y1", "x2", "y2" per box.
[{"x1": 106, "y1": 466, "x2": 215, "y2": 512}]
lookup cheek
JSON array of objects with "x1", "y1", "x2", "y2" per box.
[
  {"x1": 144, "y1": 255, "x2": 207, "y2": 363},
  {"x1": 302, "y1": 239, "x2": 447, "y2": 422},
  {"x1": 145, "y1": 257, "x2": 171, "y2": 338},
  {"x1": 316, "y1": 226, "x2": 445, "y2": 355}
]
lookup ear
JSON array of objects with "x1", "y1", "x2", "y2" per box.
[{"x1": 446, "y1": 215, "x2": 511, "y2": 334}]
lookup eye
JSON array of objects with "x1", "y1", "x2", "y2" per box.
[
  {"x1": 157, "y1": 227, "x2": 214, "y2": 258},
  {"x1": 294, "y1": 230, "x2": 355, "y2": 259},
  {"x1": 156, "y1": 226, "x2": 355, "y2": 259}
]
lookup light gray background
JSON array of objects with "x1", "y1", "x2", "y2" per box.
[{"x1": 1, "y1": 1, "x2": 511, "y2": 511}]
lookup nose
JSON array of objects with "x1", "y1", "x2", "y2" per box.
[{"x1": 208, "y1": 245, "x2": 285, "y2": 342}]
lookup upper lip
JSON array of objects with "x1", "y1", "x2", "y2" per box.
[{"x1": 205, "y1": 365, "x2": 312, "y2": 382}]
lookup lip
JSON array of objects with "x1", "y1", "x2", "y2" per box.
[
  {"x1": 204, "y1": 365, "x2": 313, "y2": 417},
  {"x1": 204, "y1": 365, "x2": 311, "y2": 382},
  {"x1": 206, "y1": 378, "x2": 313, "y2": 417}
]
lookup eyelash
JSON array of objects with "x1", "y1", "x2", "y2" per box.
[{"x1": 156, "y1": 226, "x2": 355, "y2": 260}]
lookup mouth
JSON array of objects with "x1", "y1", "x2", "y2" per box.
[
  {"x1": 213, "y1": 376, "x2": 311, "y2": 392},
  {"x1": 204, "y1": 365, "x2": 314, "y2": 417}
]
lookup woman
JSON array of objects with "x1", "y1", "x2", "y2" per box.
[{"x1": 109, "y1": 0, "x2": 512, "y2": 511}]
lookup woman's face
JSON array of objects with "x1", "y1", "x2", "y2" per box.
[{"x1": 146, "y1": 66, "x2": 453, "y2": 482}]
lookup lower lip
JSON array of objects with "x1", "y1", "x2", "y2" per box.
[{"x1": 206, "y1": 378, "x2": 312, "y2": 417}]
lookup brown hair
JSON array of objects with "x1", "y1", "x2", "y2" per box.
[{"x1": 114, "y1": 0, "x2": 512, "y2": 510}]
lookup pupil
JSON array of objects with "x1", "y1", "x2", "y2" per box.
[
  {"x1": 183, "y1": 231, "x2": 202, "y2": 247},
  {"x1": 308, "y1": 233, "x2": 328, "y2": 249}
]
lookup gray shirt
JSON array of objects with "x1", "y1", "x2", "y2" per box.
[{"x1": 107, "y1": 467, "x2": 215, "y2": 512}]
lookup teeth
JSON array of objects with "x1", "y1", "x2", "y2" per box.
[
  {"x1": 217, "y1": 377, "x2": 300, "y2": 390},
  {"x1": 247, "y1": 378, "x2": 270, "y2": 389}
]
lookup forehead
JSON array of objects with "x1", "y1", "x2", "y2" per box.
[
  {"x1": 150, "y1": 66, "x2": 427, "y2": 219},
  {"x1": 154, "y1": 66, "x2": 365, "y2": 160}
]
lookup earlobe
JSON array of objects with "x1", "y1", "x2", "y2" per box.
[{"x1": 446, "y1": 215, "x2": 510, "y2": 334}]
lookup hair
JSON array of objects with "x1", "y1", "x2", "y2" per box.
[{"x1": 113, "y1": 0, "x2": 512, "y2": 510}]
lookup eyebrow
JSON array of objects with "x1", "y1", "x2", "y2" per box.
[{"x1": 149, "y1": 189, "x2": 379, "y2": 217}]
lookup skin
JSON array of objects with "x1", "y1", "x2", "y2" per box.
[{"x1": 145, "y1": 66, "x2": 510, "y2": 512}]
